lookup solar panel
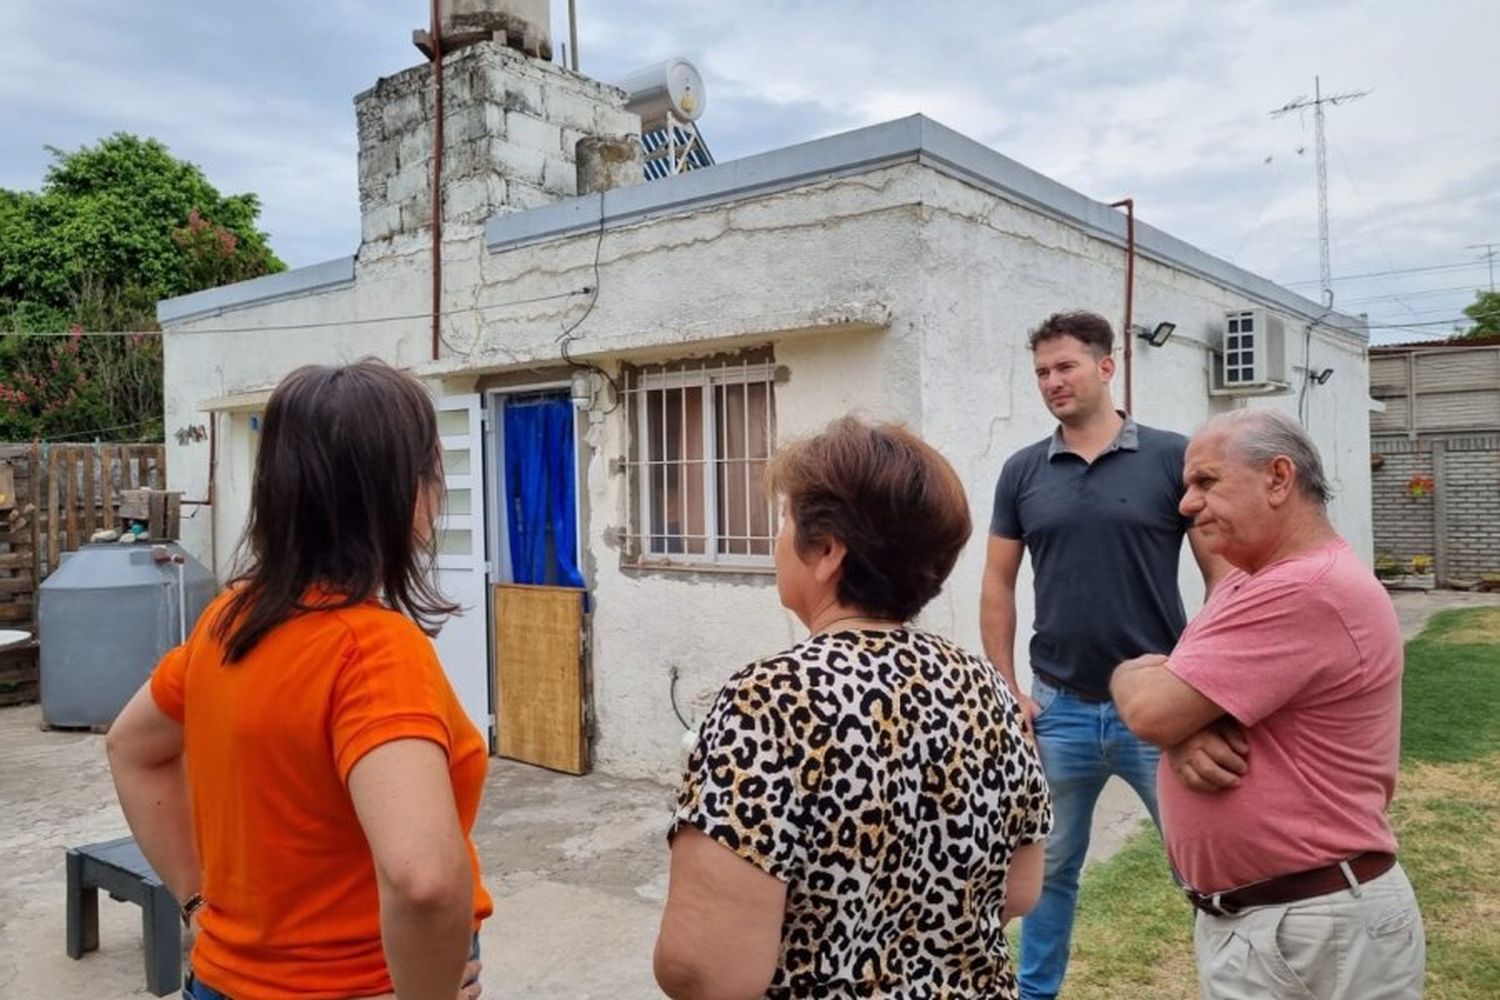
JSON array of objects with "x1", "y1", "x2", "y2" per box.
[{"x1": 640, "y1": 124, "x2": 714, "y2": 181}]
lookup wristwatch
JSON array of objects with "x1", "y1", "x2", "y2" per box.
[{"x1": 181, "y1": 892, "x2": 207, "y2": 927}]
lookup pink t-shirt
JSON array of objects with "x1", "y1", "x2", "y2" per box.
[{"x1": 1159, "y1": 537, "x2": 1402, "y2": 892}]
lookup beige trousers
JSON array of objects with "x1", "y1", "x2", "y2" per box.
[{"x1": 1193, "y1": 863, "x2": 1425, "y2": 999}]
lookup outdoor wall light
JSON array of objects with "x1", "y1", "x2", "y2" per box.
[
  {"x1": 570, "y1": 370, "x2": 597, "y2": 410},
  {"x1": 1311, "y1": 367, "x2": 1335, "y2": 385},
  {"x1": 1132, "y1": 321, "x2": 1177, "y2": 347}
]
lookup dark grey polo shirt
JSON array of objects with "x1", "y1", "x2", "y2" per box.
[{"x1": 990, "y1": 415, "x2": 1191, "y2": 696}]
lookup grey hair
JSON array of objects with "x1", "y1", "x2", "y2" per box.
[{"x1": 1198, "y1": 409, "x2": 1332, "y2": 505}]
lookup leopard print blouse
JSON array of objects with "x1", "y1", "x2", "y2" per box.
[{"x1": 671, "y1": 627, "x2": 1052, "y2": 998}]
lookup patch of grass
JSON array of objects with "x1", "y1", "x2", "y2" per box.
[
  {"x1": 1415, "y1": 606, "x2": 1500, "y2": 646},
  {"x1": 1391, "y1": 758, "x2": 1500, "y2": 1000},
  {"x1": 1060, "y1": 826, "x2": 1197, "y2": 999},
  {"x1": 1402, "y1": 607, "x2": 1500, "y2": 763},
  {"x1": 1061, "y1": 607, "x2": 1500, "y2": 999}
]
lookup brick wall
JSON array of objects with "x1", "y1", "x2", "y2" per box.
[
  {"x1": 1372, "y1": 433, "x2": 1500, "y2": 583},
  {"x1": 1444, "y1": 442, "x2": 1500, "y2": 580},
  {"x1": 1371, "y1": 441, "x2": 1435, "y2": 564}
]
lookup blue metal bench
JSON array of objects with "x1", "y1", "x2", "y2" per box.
[{"x1": 65, "y1": 835, "x2": 182, "y2": 996}]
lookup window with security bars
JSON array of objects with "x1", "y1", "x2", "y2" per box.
[{"x1": 623, "y1": 357, "x2": 777, "y2": 567}]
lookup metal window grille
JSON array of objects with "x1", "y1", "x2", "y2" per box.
[{"x1": 622, "y1": 356, "x2": 777, "y2": 567}]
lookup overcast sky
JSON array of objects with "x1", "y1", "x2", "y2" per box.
[{"x1": 3, "y1": 1, "x2": 1496, "y2": 343}]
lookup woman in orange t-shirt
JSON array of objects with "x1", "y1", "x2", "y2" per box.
[{"x1": 108, "y1": 360, "x2": 493, "y2": 1000}]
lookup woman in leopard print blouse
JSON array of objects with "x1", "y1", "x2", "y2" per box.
[{"x1": 655, "y1": 417, "x2": 1052, "y2": 999}]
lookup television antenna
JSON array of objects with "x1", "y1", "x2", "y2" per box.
[{"x1": 1271, "y1": 76, "x2": 1370, "y2": 307}]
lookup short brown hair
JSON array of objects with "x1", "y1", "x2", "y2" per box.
[
  {"x1": 1028, "y1": 311, "x2": 1114, "y2": 358},
  {"x1": 767, "y1": 416, "x2": 972, "y2": 621}
]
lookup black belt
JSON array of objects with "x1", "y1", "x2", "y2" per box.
[
  {"x1": 1186, "y1": 852, "x2": 1397, "y2": 916},
  {"x1": 1034, "y1": 669, "x2": 1111, "y2": 704}
]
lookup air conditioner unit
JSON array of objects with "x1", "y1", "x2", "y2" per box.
[{"x1": 1219, "y1": 309, "x2": 1287, "y2": 390}]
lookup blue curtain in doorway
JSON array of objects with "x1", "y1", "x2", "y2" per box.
[{"x1": 503, "y1": 396, "x2": 584, "y2": 588}]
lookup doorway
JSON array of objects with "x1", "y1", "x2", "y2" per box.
[{"x1": 488, "y1": 389, "x2": 591, "y2": 774}]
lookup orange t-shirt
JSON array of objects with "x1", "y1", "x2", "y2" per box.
[{"x1": 150, "y1": 590, "x2": 494, "y2": 999}]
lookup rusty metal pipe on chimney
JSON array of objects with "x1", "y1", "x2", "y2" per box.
[
  {"x1": 429, "y1": 0, "x2": 445, "y2": 361},
  {"x1": 1109, "y1": 198, "x2": 1136, "y2": 414},
  {"x1": 568, "y1": 0, "x2": 579, "y2": 71}
]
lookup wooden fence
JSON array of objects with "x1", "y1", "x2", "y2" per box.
[
  {"x1": 40, "y1": 444, "x2": 168, "y2": 575},
  {"x1": 0, "y1": 443, "x2": 166, "y2": 705},
  {"x1": 1, "y1": 496, "x2": 37, "y2": 705}
]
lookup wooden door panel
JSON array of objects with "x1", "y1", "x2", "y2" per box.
[{"x1": 493, "y1": 583, "x2": 588, "y2": 774}]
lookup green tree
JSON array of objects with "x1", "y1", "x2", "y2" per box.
[
  {"x1": 1454, "y1": 289, "x2": 1500, "y2": 338},
  {"x1": 0, "y1": 133, "x2": 284, "y2": 441}
]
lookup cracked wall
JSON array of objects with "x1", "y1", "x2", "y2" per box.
[{"x1": 163, "y1": 156, "x2": 1373, "y2": 779}]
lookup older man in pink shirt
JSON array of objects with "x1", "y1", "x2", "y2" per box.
[{"x1": 1111, "y1": 409, "x2": 1424, "y2": 999}]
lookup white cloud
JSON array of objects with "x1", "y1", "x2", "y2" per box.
[{"x1": 2, "y1": 0, "x2": 1493, "y2": 340}]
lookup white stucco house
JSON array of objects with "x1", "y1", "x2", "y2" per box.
[{"x1": 157, "y1": 40, "x2": 1374, "y2": 779}]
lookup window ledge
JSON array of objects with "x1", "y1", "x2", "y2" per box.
[{"x1": 622, "y1": 557, "x2": 776, "y2": 580}]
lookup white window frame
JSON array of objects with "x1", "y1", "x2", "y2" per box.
[{"x1": 629, "y1": 360, "x2": 777, "y2": 570}]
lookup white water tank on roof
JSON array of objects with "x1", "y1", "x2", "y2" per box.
[
  {"x1": 619, "y1": 58, "x2": 706, "y2": 125},
  {"x1": 439, "y1": 0, "x2": 552, "y2": 57}
]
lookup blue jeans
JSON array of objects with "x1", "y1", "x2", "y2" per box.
[
  {"x1": 182, "y1": 974, "x2": 229, "y2": 1000},
  {"x1": 184, "y1": 933, "x2": 482, "y2": 998},
  {"x1": 1019, "y1": 678, "x2": 1163, "y2": 1000}
]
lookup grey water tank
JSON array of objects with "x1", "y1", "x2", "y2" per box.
[{"x1": 38, "y1": 543, "x2": 216, "y2": 728}]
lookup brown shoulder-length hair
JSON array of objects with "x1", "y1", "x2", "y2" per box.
[
  {"x1": 213, "y1": 359, "x2": 457, "y2": 662},
  {"x1": 767, "y1": 416, "x2": 972, "y2": 621}
]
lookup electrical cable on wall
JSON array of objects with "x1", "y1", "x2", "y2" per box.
[
  {"x1": 555, "y1": 191, "x2": 622, "y2": 414},
  {"x1": 554, "y1": 192, "x2": 606, "y2": 346},
  {"x1": 667, "y1": 665, "x2": 694, "y2": 731},
  {"x1": 1298, "y1": 301, "x2": 1337, "y2": 425}
]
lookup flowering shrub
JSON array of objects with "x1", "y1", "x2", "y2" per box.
[
  {"x1": 1406, "y1": 474, "x2": 1435, "y2": 498},
  {"x1": 1, "y1": 133, "x2": 282, "y2": 441}
]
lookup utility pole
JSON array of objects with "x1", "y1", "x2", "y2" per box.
[
  {"x1": 1271, "y1": 77, "x2": 1369, "y2": 308},
  {"x1": 1467, "y1": 242, "x2": 1499, "y2": 292}
]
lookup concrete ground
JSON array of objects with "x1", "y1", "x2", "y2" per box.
[
  {"x1": 0, "y1": 704, "x2": 671, "y2": 999},
  {"x1": 2, "y1": 589, "x2": 1495, "y2": 999}
]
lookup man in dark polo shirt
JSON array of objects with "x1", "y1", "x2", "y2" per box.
[{"x1": 981, "y1": 311, "x2": 1221, "y2": 1000}]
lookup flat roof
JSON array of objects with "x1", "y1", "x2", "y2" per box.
[
  {"x1": 158, "y1": 255, "x2": 355, "y2": 326},
  {"x1": 488, "y1": 115, "x2": 1363, "y2": 336},
  {"x1": 1371, "y1": 334, "x2": 1499, "y2": 351},
  {"x1": 160, "y1": 115, "x2": 1364, "y2": 337}
]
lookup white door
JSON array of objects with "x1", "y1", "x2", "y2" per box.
[{"x1": 433, "y1": 394, "x2": 491, "y2": 745}]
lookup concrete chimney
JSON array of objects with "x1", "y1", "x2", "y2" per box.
[
  {"x1": 355, "y1": 40, "x2": 641, "y2": 254},
  {"x1": 576, "y1": 135, "x2": 645, "y2": 195}
]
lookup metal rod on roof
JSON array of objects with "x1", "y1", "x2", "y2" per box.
[
  {"x1": 568, "y1": 0, "x2": 579, "y2": 71},
  {"x1": 1109, "y1": 198, "x2": 1136, "y2": 414},
  {"x1": 659, "y1": 376, "x2": 667, "y2": 554},
  {"x1": 429, "y1": 0, "x2": 445, "y2": 362},
  {"x1": 762, "y1": 374, "x2": 773, "y2": 556},
  {"x1": 741, "y1": 359, "x2": 750, "y2": 559}
]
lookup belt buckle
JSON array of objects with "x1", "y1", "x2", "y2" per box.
[{"x1": 1185, "y1": 888, "x2": 1236, "y2": 917}]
